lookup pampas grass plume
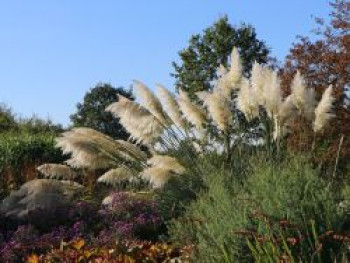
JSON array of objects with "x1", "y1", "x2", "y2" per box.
[
  {"x1": 313, "y1": 85, "x2": 335, "y2": 132},
  {"x1": 237, "y1": 77, "x2": 259, "y2": 121},
  {"x1": 263, "y1": 70, "x2": 282, "y2": 118},
  {"x1": 156, "y1": 84, "x2": 185, "y2": 129},
  {"x1": 133, "y1": 80, "x2": 169, "y2": 126},
  {"x1": 147, "y1": 155, "x2": 186, "y2": 175},
  {"x1": 106, "y1": 95, "x2": 164, "y2": 144},
  {"x1": 178, "y1": 89, "x2": 206, "y2": 130},
  {"x1": 37, "y1": 164, "x2": 77, "y2": 180},
  {"x1": 290, "y1": 71, "x2": 316, "y2": 120},
  {"x1": 97, "y1": 167, "x2": 134, "y2": 186},
  {"x1": 196, "y1": 90, "x2": 232, "y2": 132}
]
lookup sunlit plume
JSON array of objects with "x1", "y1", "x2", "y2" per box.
[
  {"x1": 237, "y1": 77, "x2": 259, "y2": 121},
  {"x1": 56, "y1": 128, "x2": 146, "y2": 169},
  {"x1": 140, "y1": 154, "x2": 186, "y2": 188},
  {"x1": 147, "y1": 155, "x2": 186, "y2": 175},
  {"x1": 37, "y1": 164, "x2": 77, "y2": 180},
  {"x1": 290, "y1": 71, "x2": 316, "y2": 120},
  {"x1": 140, "y1": 167, "x2": 173, "y2": 189},
  {"x1": 133, "y1": 80, "x2": 169, "y2": 126},
  {"x1": 263, "y1": 70, "x2": 282, "y2": 118},
  {"x1": 178, "y1": 89, "x2": 206, "y2": 131},
  {"x1": 313, "y1": 85, "x2": 335, "y2": 132},
  {"x1": 273, "y1": 95, "x2": 296, "y2": 140},
  {"x1": 250, "y1": 62, "x2": 266, "y2": 105},
  {"x1": 156, "y1": 84, "x2": 186, "y2": 129},
  {"x1": 106, "y1": 95, "x2": 164, "y2": 144},
  {"x1": 196, "y1": 90, "x2": 232, "y2": 133},
  {"x1": 97, "y1": 167, "x2": 135, "y2": 186},
  {"x1": 217, "y1": 47, "x2": 242, "y2": 96}
]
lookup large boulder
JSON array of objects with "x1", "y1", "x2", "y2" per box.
[{"x1": 0, "y1": 179, "x2": 83, "y2": 222}]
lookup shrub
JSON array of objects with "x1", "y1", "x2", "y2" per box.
[
  {"x1": 168, "y1": 155, "x2": 347, "y2": 262},
  {"x1": 0, "y1": 133, "x2": 66, "y2": 194},
  {"x1": 99, "y1": 192, "x2": 164, "y2": 240}
]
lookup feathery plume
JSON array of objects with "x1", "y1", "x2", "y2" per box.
[
  {"x1": 290, "y1": 71, "x2": 316, "y2": 120},
  {"x1": 140, "y1": 167, "x2": 173, "y2": 188},
  {"x1": 37, "y1": 164, "x2": 77, "y2": 180},
  {"x1": 156, "y1": 84, "x2": 185, "y2": 129},
  {"x1": 313, "y1": 85, "x2": 335, "y2": 132},
  {"x1": 141, "y1": 154, "x2": 185, "y2": 188},
  {"x1": 133, "y1": 80, "x2": 169, "y2": 126},
  {"x1": 273, "y1": 95, "x2": 296, "y2": 140},
  {"x1": 228, "y1": 47, "x2": 243, "y2": 86},
  {"x1": 56, "y1": 128, "x2": 146, "y2": 169},
  {"x1": 115, "y1": 139, "x2": 147, "y2": 161},
  {"x1": 178, "y1": 89, "x2": 206, "y2": 130},
  {"x1": 97, "y1": 167, "x2": 134, "y2": 186},
  {"x1": 196, "y1": 90, "x2": 232, "y2": 132},
  {"x1": 251, "y1": 62, "x2": 266, "y2": 105},
  {"x1": 237, "y1": 77, "x2": 259, "y2": 121},
  {"x1": 217, "y1": 47, "x2": 242, "y2": 96},
  {"x1": 147, "y1": 155, "x2": 186, "y2": 175},
  {"x1": 263, "y1": 71, "x2": 282, "y2": 118},
  {"x1": 56, "y1": 132, "x2": 117, "y2": 169},
  {"x1": 106, "y1": 95, "x2": 164, "y2": 144}
]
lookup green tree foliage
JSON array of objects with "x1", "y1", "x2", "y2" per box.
[
  {"x1": 70, "y1": 83, "x2": 134, "y2": 140},
  {"x1": 171, "y1": 16, "x2": 271, "y2": 96},
  {"x1": 0, "y1": 104, "x2": 16, "y2": 132}
]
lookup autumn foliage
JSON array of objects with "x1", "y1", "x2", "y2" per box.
[{"x1": 280, "y1": 0, "x2": 350, "y2": 174}]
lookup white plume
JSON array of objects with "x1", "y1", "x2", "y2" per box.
[
  {"x1": 237, "y1": 77, "x2": 259, "y2": 121},
  {"x1": 133, "y1": 80, "x2": 169, "y2": 126},
  {"x1": 251, "y1": 62, "x2": 266, "y2": 105},
  {"x1": 156, "y1": 84, "x2": 186, "y2": 129},
  {"x1": 147, "y1": 155, "x2": 186, "y2": 175},
  {"x1": 140, "y1": 167, "x2": 173, "y2": 189},
  {"x1": 290, "y1": 71, "x2": 316, "y2": 120},
  {"x1": 178, "y1": 89, "x2": 206, "y2": 130},
  {"x1": 263, "y1": 70, "x2": 282, "y2": 118},
  {"x1": 37, "y1": 164, "x2": 77, "y2": 180},
  {"x1": 97, "y1": 167, "x2": 134, "y2": 186},
  {"x1": 106, "y1": 95, "x2": 164, "y2": 144},
  {"x1": 313, "y1": 85, "x2": 335, "y2": 132},
  {"x1": 217, "y1": 47, "x2": 242, "y2": 96},
  {"x1": 196, "y1": 90, "x2": 232, "y2": 132}
]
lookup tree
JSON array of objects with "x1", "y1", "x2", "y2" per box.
[
  {"x1": 0, "y1": 104, "x2": 16, "y2": 132},
  {"x1": 281, "y1": 0, "x2": 349, "y2": 101},
  {"x1": 171, "y1": 16, "x2": 271, "y2": 97},
  {"x1": 70, "y1": 83, "x2": 133, "y2": 140}
]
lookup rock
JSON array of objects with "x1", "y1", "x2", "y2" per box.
[{"x1": 0, "y1": 179, "x2": 83, "y2": 221}]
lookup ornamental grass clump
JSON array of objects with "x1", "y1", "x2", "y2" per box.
[{"x1": 39, "y1": 47, "x2": 336, "y2": 191}]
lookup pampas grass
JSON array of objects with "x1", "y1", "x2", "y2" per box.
[
  {"x1": 56, "y1": 128, "x2": 147, "y2": 169},
  {"x1": 290, "y1": 71, "x2": 316, "y2": 120},
  {"x1": 237, "y1": 77, "x2": 259, "y2": 121},
  {"x1": 40, "y1": 47, "x2": 338, "y2": 190},
  {"x1": 141, "y1": 167, "x2": 173, "y2": 188},
  {"x1": 97, "y1": 167, "x2": 135, "y2": 186},
  {"x1": 37, "y1": 164, "x2": 77, "y2": 180},
  {"x1": 147, "y1": 155, "x2": 186, "y2": 175},
  {"x1": 106, "y1": 95, "x2": 164, "y2": 144},
  {"x1": 313, "y1": 86, "x2": 335, "y2": 132},
  {"x1": 217, "y1": 47, "x2": 242, "y2": 96},
  {"x1": 178, "y1": 89, "x2": 206, "y2": 131},
  {"x1": 263, "y1": 70, "x2": 282, "y2": 118},
  {"x1": 133, "y1": 80, "x2": 169, "y2": 126},
  {"x1": 156, "y1": 84, "x2": 186, "y2": 129},
  {"x1": 196, "y1": 90, "x2": 232, "y2": 133},
  {"x1": 251, "y1": 62, "x2": 266, "y2": 105}
]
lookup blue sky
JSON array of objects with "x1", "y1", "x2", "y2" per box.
[{"x1": 0, "y1": 0, "x2": 330, "y2": 126}]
